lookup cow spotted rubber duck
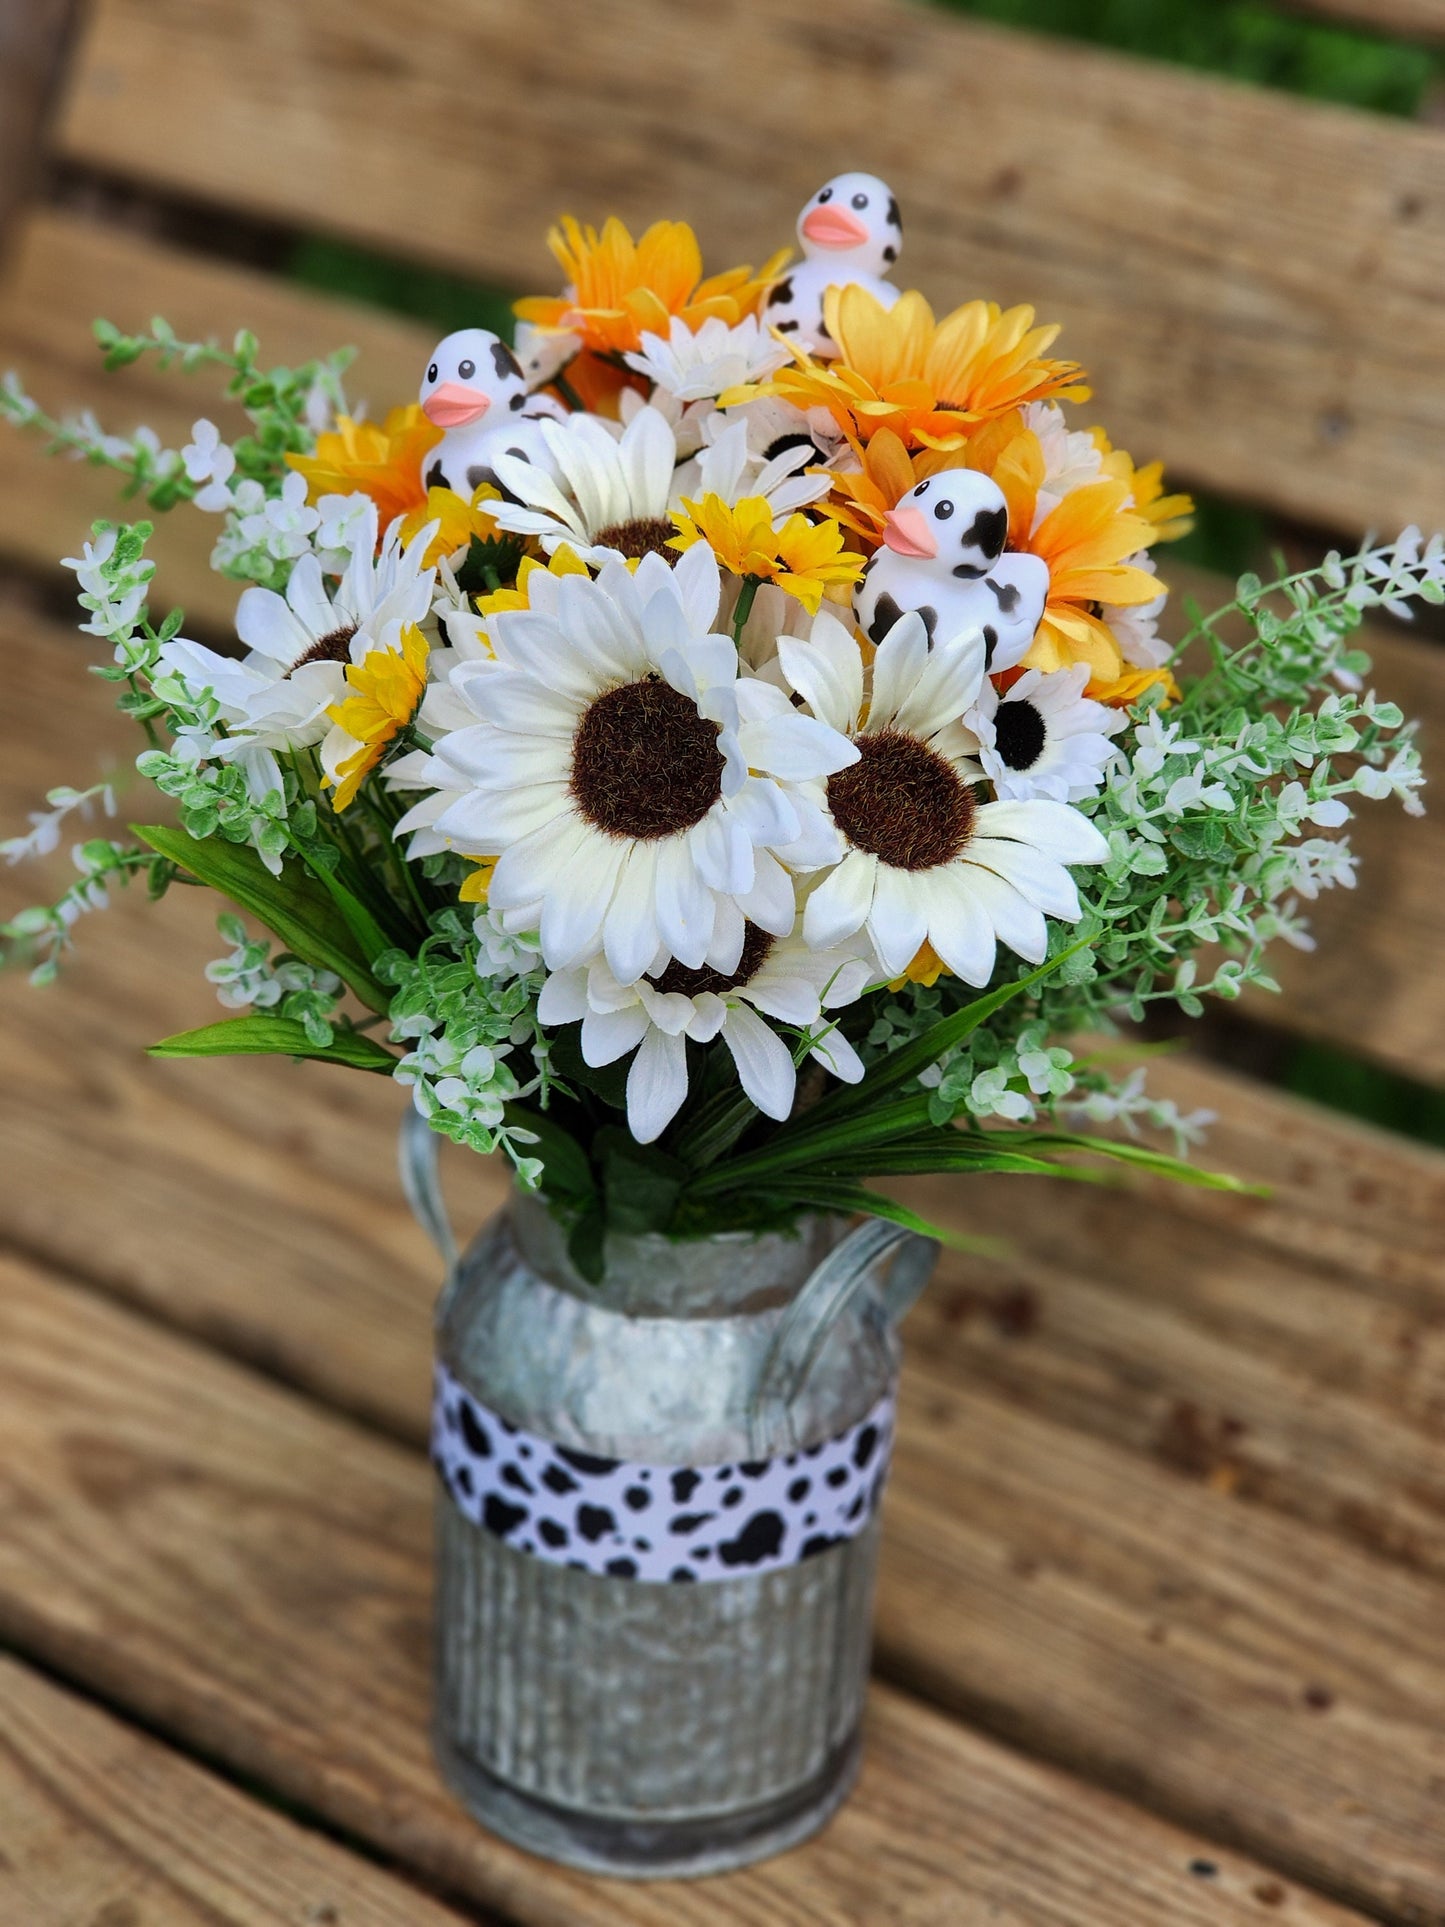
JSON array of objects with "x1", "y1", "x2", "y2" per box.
[
  {"x1": 854, "y1": 471, "x2": 1050, "y2": 671},
  {"x1": 762, "y1": 172, "x2": 902, "y2": 359},
  {"x1": 418, "y1": 328, "x2": 559, "y2": 499}
]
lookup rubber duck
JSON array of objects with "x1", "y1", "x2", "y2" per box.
[
  {"x1": 762, "y1": 172, "x2": 902, "y2": 358},
  {"x1": 418, "y1": 329, "x2": 557, "y2": 497},
  {"x1": 854, "y1": 470, "x2": 1050, "y2": 670}
]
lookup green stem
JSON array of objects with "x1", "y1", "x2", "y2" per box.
[
  {"x1": 550, "y1": 364, "x2": 586, "y2": 413},
  {"x1": 731, "y1": 575, "x2": 761, "y2": 644},
  {"x1": 481, "y1": 565, "x2": 502, "y2": 593}
]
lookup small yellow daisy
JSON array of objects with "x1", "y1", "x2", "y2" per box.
[
  {"x1": 323, "y1": 622, "x2": 430, "y2": 812},
  {"x1": 669, "y1": 494, "x2": 865, "y2": 616}
]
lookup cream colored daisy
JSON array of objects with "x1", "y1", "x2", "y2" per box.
[
  {"x1": 778, "y1": 608, "x2": 1109, "y2": 982},
  {"x1": 623, "y1": 315, "x2": 791, "y2": 403},
  {"x1": 396, "y1": 543, "x2": 855, "y2": 983},
  {"x1": 537, "y1": 918, "x2": 872, "y2": 1142}
]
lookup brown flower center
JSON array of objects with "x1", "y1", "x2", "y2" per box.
[
  {"x1": 993, "y1": 698, "x2": 1047, "y2": 772},
  {"x1": 827, "y1": 729, "x2": 975, "y2": 870},
  {"x1": 648, "y1": 923, "x2": 776, "y2": 999},
  {"x1": 288, "y1": 623, "x2": 357, "y2": 673},
  {"x1": 594, "y1": 517, "x2": 679, "y2": 564},
  {"x1": 571, "y1": 676, "x2": 724, "y2": 840}
]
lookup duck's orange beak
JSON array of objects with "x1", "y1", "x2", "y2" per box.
[
  {"x1": 423, "y1": 383, "x2": 491, "y2": 429},
  {"x1": 882, "y1": 506, "x2": 938, "y2": 559},
  {"x1": 801, "y1": 205, "x2": 870, "y2": 250}
]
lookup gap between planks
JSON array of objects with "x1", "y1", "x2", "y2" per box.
[{"x1": 0, "y1": 210, "x2": 1440, "y2": 1082}]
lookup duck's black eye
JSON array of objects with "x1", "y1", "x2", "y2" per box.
[
  {"x1": 852, "y1": 192, "x2": 869, "y2": 210},
  {"x1": 427, "y1": 363, "x2": 438, "y2": 383},
  {"x1": 935, "y1": 499, "x2": 955, "y2": 520},
  {"x1": 818, "y1": 186, "x2": 833, "y2": 203},
  {"x1": 458, "y1": 358, "x2": 476, "y2": 380},
  {"x1": 914, "y1": 479, "x2": 930, "y2": 497}
]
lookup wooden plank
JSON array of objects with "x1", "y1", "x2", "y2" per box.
[
  {"x1": 5, "y1": 605, "x2": 1445, "y2": 1914},
  {"x1": 53, "y1": 0, "x2": 1445, "y2": 539},
  {"x1": 0, "y1": 0, "x2": 77, "y2": 260},
  {"x1": 0, "y1": 207, "x2": 434, "y2": 630},
  {"x1": 0, "y1": 1257, "x2": 1361, "y2": 1927},
  {"x1": 0, "y1": 1656, "x2": 474, "y2": 1927}
]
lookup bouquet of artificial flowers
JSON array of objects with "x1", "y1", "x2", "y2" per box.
[{"x1": 2, "y1": 170, "x2": 1429, "y2": 1270}]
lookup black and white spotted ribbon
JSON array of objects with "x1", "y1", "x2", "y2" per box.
[{"x1": 431, "y1": 1360, "x2": 896, "y2": 1584}]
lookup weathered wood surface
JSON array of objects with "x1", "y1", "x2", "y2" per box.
[
  {"x1": 52, "y1": 0, "x2": 1445, "y2": 537},
  {"x1": 0, "y1": 1656, "x2": 474, "y2": 1927},
  {"x1": 0, "y1": 0, "x2": 76, "y2": 262},
  {"x1": 2, "y1": 217, "x2": 1441, "y2": 1080},
  {"x1": 0, "y1": 1256, "x2": 1367, "y2": 1927},
  {"x1": 5, "y1": 601, "x2": 1445, "y2": 1917}
]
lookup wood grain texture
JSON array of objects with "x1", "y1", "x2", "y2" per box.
[
  {"x1": 4, "y1": 600, "x2": 1445, "y2": 1914},
  {"x1": 53, "y1": 0, "x2": 1445, "y2": 537},
  {"x1": 0, "y1": 1656, "x2": 473, "y2": 1926},
  {"x1": 1, "y1": 211, "x2": 1441, "y2": 1078},
  {"x1": 0, "y1": 1257, "x2": 1365, "y2": 1927}
]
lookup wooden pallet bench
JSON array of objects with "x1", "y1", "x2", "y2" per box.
[{"x1": 2, "y1": 2, "x2": 1443, "y2": 1922}]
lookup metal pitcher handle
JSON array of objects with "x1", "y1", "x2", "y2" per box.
[
  {"x1": 747, "y1": 1218, "x2": 939, "y2": 1459},
  {"x1": 400, "y1": 1107, "x2": 459, "y2": 1286}
]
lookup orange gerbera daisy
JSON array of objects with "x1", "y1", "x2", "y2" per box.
[
  {"x1": 735, "y1": 284, "x2": 1088, "y2": 454},
  {"x1": 286, "y1": 406, "x2": 440, "y2": 530},
  {"x1": 515, "y1": 215, "x2": 789, "y2": 359},
  {"x1": 819, "y1": 428, "x2": 960, "y2": 547}
]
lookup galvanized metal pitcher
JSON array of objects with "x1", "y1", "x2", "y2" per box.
[{"x1": 402, "y1": 1112, "x2": 938, "y2": 1878}]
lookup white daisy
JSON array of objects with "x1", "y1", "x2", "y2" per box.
[
  {"x1": 624, "y1": 315, "x2": 791, "y2": 403},
  {"x1": 779, "y1": 608, "x2": 1109, "y2": 984},
  {"x1": 395, "y1": 543, "x2": 856, "y2": 983},
  {"x1": 965, "y1": 665, "x2": 1125, "y2": 804},
  {"x1": 156, "y1": 503, "x2": 436, "y2": 797},
  {"x1": 675, "y1": 411, "x2": 831, "y2": 519},
  {"x1": 537, "y1": 920, "x2": 873, "y2": 1144},
  {"x1": 1101, "y1": 550, "x2": 1170, "y2": 668}
]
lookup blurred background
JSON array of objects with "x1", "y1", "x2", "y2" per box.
[{"x1": 1, "y1": 0, "x2": 1441, "y2": 1146}]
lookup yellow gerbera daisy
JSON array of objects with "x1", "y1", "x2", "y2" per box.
[
  {"x1": 458, "y1": 856, "x2": 497, "y2": 904},
  {"x1": 287, "y1": 406, "x2": 441, "y2": 530},
  {"x1": 323, "y1": 622, "x2": 430, "y2": 811},
  {"x1": 398, "y1": 483, "x2": 505, "y2": 568},
  {"x1": 732, "y1": 284, "x2": 1088, "y2": 454},
  {"x1": 669, "y1": 495, "x2": 865, "y2": 616},
  {"x1": 474, "y1": 544, "x2": 591, "y2": 615},
  {"x1": 515, "y1": 215, "x2": 788, "y2": 358}
]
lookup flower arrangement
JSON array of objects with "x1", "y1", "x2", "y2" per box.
[{"x1": 2, "y1": 171, "x2": 1429, "y2": 1274}]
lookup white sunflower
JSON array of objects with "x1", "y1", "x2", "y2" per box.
[
  {"x1": 624, "y1": 315, "x2": 791, "y2": 403},
  {"x1": 537, "y1": 920, "x2": 873, "y2": 1144},
  {"x1": 965, "y1": 665, "x2": 1125, "y2": 804},
  {"x1": 156, "y1": 503, "x2": 436, "y2": 798},
  {"x1": 779, "y1": 608, "x2": 1109, "y2": 984},
  {"x1": 395, "y1": 543, "x2": 856, "y2": 983}
]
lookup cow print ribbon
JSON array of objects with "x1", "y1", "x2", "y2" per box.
[{"x1": 431, "y1": 1360, "x2": 896, "y2": 1584}]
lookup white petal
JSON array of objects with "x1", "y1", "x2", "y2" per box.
[
  {"x1": 537, "y1": 968, "x2": 590, "y2": 1027},
  {"x1": 603, "y1": 847, "x2": 662, "y2": 983},
  {"x1": 891, "y1": 632, "x2": 987, "y2": 739},
  {"x1": 865, "y1": 611, "x2": 930, "y2": 732},
  {"x1": 626, "y1": 1027, "x2": 689, "y2": 1143},
  {"x1": 582, "y1": 1002, "x2": 651, "y2": 1067},
  {"x1": 964, "y1": 838, "x2": 1081, "y2": 920},
  {"x1": 803, "y1": 850, "x2": 877, "y2": 949},
  {"x1": 959, "y1": 865, "x2": 1050, "y2": 964},
  {"x1": 735, "y1": 848, "x2": 797, "y2": 936},
  {"x1": 434, "y1": 781, "x2": 572, "y2": 852},
  {"x1": 809, "y1": 1028, "x2": 865, "y2": 1084},
  {"x1": 737, "y1": 706, "x2": 858, "y2": 781},
  {"x1": 721, "y1": 1004, "x2": 796, "y2": 1121},
  {"x1": 925, "y1": 870, "x2": 998, "y2": 986},
  {"x1": 235, "y1": 586, "x2": 310, "y2": 664},
  {"x1": 867, "y1": 866, "x2": 931, "y2": 977},
  {"x1": 977, "y1": 798, "x2": 1109, "y2": 865},
  {"x1": 539, "y1": 834, "x2": 626, "y2": 969},
  {"x1": 777, "y1": 612, "x2": 864, "y2": 733}
]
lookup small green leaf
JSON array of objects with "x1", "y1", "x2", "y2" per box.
[
  {"x1": 148, "y1": 1015, "x2": 397, "y2": 1073},
  {"x1": 506, "y1": 1105, "x2": 594, "y2": 1204},
  {"x1": 600, "y1": 1128, "x2": 686, "y2": 1235}
]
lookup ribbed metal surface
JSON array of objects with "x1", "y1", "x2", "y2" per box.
[
  {"x1": 436, "y1": 1502, "x2": 877, "y2": 1818},
  {"x1": 431, "y1": 1193, "x2": 920, "y2": 1873}
]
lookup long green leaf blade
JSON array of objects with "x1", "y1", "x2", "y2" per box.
[
  {"x1": 135, "y1": 824, "x2": 389, "y2": 1013},
  {"x1": 149, "y1": 1014, "x2": 397, "y2": 1073}
]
